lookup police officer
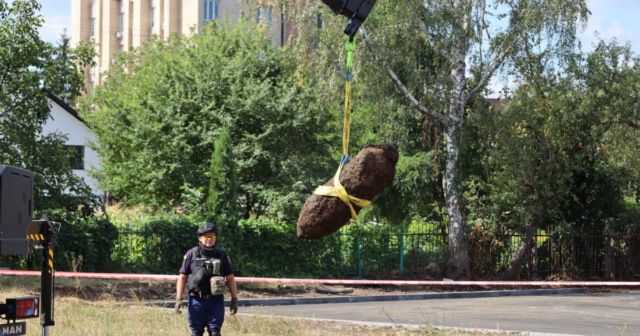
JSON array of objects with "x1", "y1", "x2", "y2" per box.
[{"x1": 175, "y1": 223, "x2": 239, "y2": 336}]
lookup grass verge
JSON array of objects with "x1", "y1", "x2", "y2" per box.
[
  {"x1": 0, "y1": 281, "x2": 521, "y2": 335},
  {"x1": 12, "y1": 304, "x2": 520, "y2": 336}
]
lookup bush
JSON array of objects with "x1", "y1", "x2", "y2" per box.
[
  {"x1": 227, "y1": 218, "x2": 330, "y2": 278},
  {"x1": 111, "y1": 215, "x2": 337, "y2": 277},
  {"x1": 0, "y1": 210, "x2": 119, "y2": 272},
  {"x1": 51, "y1": 211, "x2": 119, "y2": 272},
  {"x1": 0, "y1": 210, "x2": 445, "y2": 278},
  {"x1": 110, "y1": 214, "x2": 199, "y2": 274}
]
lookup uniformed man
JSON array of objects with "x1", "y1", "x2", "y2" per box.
[{"x1": 175, "y1": 223, "x2": 239, "y2": 336}]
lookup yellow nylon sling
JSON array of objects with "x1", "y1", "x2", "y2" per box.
[{"x1": 313, "y1": 36, "x2": 371, "y2": 218}]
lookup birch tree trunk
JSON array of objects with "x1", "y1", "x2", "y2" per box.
[
  {"x1": 359, "y1": 0, "x2": 588, "y2": 279},
  {"x1": 442, "y1": 31, "x2": 472, "y2": 277},
  {"x1": 443, "y1": 122, "x2": 470, "y2": 278}
]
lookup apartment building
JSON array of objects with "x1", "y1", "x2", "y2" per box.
[{"x1": 71, "y1": 0, "x2": 291, "y2": 94}]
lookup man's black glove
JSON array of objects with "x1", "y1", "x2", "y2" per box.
[
  {"x1": 175, "y1": 297, "x2": 183, "y2": 314},
  {"x1": 230, "y1": 298, "x2": 238, "y2": 315}
]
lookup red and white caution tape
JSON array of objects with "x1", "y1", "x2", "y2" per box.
[
  {"x1": 0, "y1": 270, "x2": 178, "y2": 281},
  {"x1": 0, "y1": 270, "x2": 639, "y2": 286},
  {"x1": 237, "y1": 277, "x2": 640, "y2": 286}
]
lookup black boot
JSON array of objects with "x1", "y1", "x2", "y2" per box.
[
  {"x1": 191, "y1": 332, "x2": 204, "y2": 336},
  {"x1": 209, "y1": 328, "x2": 221, "y2": 336}
]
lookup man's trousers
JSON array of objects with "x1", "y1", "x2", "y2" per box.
[{"x1": 188, "y1": 295, "x2": 225, "y2": 333}]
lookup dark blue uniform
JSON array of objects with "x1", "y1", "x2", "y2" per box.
[{"x1": 180, "y1": 247, "x2": 234, "y2": 334}]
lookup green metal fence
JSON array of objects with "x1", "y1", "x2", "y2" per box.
[
  {"x1": 112, "y1": 221, "x2": 617, "y2": 279},
  {"x1": 112, "y1": 222, "x2": 163, "y2": 269},
  {"x1": 112, "y1": 222, "x2": 450, "y2": 277},
  {"x1": 333, "y1": 223, "x2": 449, "y2": 277}
]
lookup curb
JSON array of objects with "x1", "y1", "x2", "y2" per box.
[
  {"x1": 142, "y1": 287, "x2": 589, "y2": 308},
  {"x1": 237, "y1": 314, "x2": 586, "y2": 336}
]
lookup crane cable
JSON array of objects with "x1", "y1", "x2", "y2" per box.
[{"x1": 313, "y1": 36, "x2": 371, "y2": 218}]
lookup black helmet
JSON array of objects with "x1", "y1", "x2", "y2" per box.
[{"x1": 197, "y1": 223, "x2": 218, "y2": 236}]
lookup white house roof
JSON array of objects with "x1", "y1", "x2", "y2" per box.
[{"x1": 40, "y1": 88, "x2": 85, "y2": 124}]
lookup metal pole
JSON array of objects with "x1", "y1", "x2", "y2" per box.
[
  {"x1": 40, "y1": 217, "x2": 54, "y2": 333},
  {"x1": 532, "y1": 232, "x2": 538, "y2": 280},
  {"x1": 356, "y1": 234, "x2": 361, "y2": 278},
  {"x1": 280, "y1": 252, "x2": 284, "y2": 275},
  {"x1": 399, "y1": 234, "x2": 404, "y2": 275},
  {"x1": 129, "y1": 221, "x2": 133, "y2": 263}
]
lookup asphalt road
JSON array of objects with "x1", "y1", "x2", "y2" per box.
[{"x1": 239, "y1": 292, "x2": 640, "y2": 335}]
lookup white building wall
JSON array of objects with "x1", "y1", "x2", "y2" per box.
[{"x1": 41, "y1": 99, "x2": 102, "y2": 195}]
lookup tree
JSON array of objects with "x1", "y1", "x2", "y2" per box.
[
  {"x1": 286, "y1": 0, "x2": 589, "y2": 277},
  {"x1": 362, "y1": 0, "x2": 589, "y2": 278},
  {"x1": 86, "y1": 20, "x2": 333, "y2": 216},
  {"x1": 281, "y1": 0, "x2": 451, "y2": 233},
  {"x1": 45, "y1": 29, "x2": 87, "y2": 105},
  {"x1": 465, "y1": 39, "x2": 640, "y2": 279},
  {"x1": 363, "y1": 152, "x2": 443, "y2": 225},
  {"x1": 207, "y1": 126, "x2": 238, "y2": 223},
  {"x1": 0, "y1": 0, "x2": 98, "y2": 216}
]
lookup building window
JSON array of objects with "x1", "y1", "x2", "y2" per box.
[
  {"x1": 91, "y1": 19, "x2": 95, "y2": 37},
  {"x1": 120, "y1": 13, "x2": 124, "y2": 32},
  {"x1": 151, "y1": 7, "x2": 155, "y2": 28},
  {"x1": 257, "y1": 5, "x2": 272, "y2": 27},
  {"x1": 317, "y1": 13, "x2": 323, "y2": 29},
  {"x1": 66, "y1": 146, "x2": 85, "y2": 170},
  {"x1": 204, "y1": 0, "x2": 219, "y2": 22}
]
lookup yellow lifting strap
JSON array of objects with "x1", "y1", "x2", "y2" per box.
[{"x1": 313, "y1": 36, "x2": 372, "y2": 218}]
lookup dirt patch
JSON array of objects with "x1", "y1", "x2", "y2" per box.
[
  {"x1": 3, "y1": 273, "x2": 639, "y2": 302},
  {"x1": 54, "y1": 281, "x2": 177, "y2": 301},
  {"x1": 45, "y1": 281, "x2": 640, "y2": 302},
  {"x1": 49, "y1": 281, "x2": 493, "y2": 302}
]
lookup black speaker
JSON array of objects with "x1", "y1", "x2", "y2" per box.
[
  {"x1": 0, "y1": 165, "x2": 33, "y2": 255},
  {"x1": 320, "y1": 0, "x2": 377, "y2": 37}
]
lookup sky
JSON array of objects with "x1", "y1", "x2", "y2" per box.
[
  {"x1": 35, "y1": 0, "x2": 640, "y2": 49},
  {"x1": 32, "y1": 0, "x2": 640, "y2": 96},
  {"x1": 37, "y1": 0, "x2": 75, "y2": 45},
  {"x1": 580, "y1": 0, "x2": 640, "y2": 52}
]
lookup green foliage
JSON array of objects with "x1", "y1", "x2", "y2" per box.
[
  {"x1": 461, "y1": 39, "x2": 640, "y2": 273},
  {"x1": 0, "y1": 1, "x2": 108, "y2": 273},
  {"x1": 108, "y1": 214, "x2": 322, "y2": 276},
  {"x1": 86, "y1": 20, "x2": 333, "y2": 217},
  {"x1": 50, "y1": 210, "x2": 120, "y2": 272},
  {"x1": 39, "y1": 0, "x2": 639, "y2": 279},
  {"x1": 281, "y1": 0, "x2": 454, "y2": 228},
  {"x1": 178, "y1": 184, "x2": 208, "y2": 219},
  {"x1": 0, "y1": 210, "x2": 120, "y2": 272},
  {"x1": 207, "y1": 126, "x2": 238, "y2": 222},
  {"x1": 363, "y1": 152, "x2": 443, "y2": 225},
  {"x1": 43, "y1": 29, "x2": 89, "y2": 105},
  {"x1": 289, "y1": 0, "x2": 589, "y2": 275},
  {"x1": 106, "y1": 212, "x2": 196, "y2": 273},
  {"x1": 105, "y1": 213, "x2": 449, "y2": 277},
  {"x1": 0, "y1": 0, "x2": 99, "y2": 215}
]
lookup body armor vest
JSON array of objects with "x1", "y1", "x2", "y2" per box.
[{"x1": 186, "y1": 246, "x2": 226, "y2": 296}]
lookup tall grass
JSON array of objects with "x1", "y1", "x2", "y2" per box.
[
  {"x1": 14, "y1": 301, "x2": 489, "y2": 336},
  {"x1": 0, "y1": 285, "x2": 516, "y2": 336}
]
